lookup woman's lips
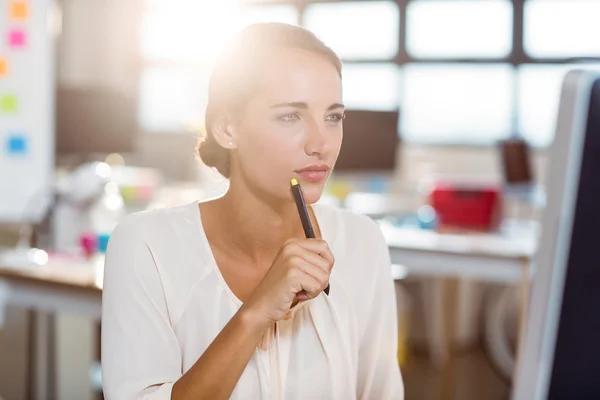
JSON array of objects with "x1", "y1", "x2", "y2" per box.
[{"x1": 296, "y1": 170, "x2": 328, "y2": 182}]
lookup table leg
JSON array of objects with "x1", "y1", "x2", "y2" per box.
[
  {"x1": 421, "y1": 278, "x2": 449, "y2": 369},
  {"x1": 514, "y1": 261, "x2": 531, "y2": 377},
  {"x1": 28, "y1": 311, "x2": 55, "y2": 400}
]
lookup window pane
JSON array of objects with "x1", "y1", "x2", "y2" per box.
[
  {"x1": 518, "y1": 63, "x2": 600, "y2": 146},
  {"x1": 303, "y1": 1, "x2": 400, "y2": 60},
  {"x1": 138, "y1": 66, "x2": 209, "y2": 132},
  {"x1": 239, "y1": 5, "x2": 298, "y2": 26},
  {"x1": 141, "y1": 4, "x2": 298, "y2": 62},
  {"x1": 402, "y1": 64, "x2": 513, "y2": 144},
  {"x1": 141, "y1": 5, "x2": 235, "y2": 62},
  {"x1": 342, "y1": 63, "x2": 401, "y2": 111},
  {"x1": 525, "y1": 0, "x2": 600, "y2": 58},
  {"x1": 407, "y1": 0, "x2": 512, "y2": 59}
]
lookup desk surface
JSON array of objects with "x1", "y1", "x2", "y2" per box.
[
  {"x1": 0, "y1": 255, "x2": 101, "y2": 292},
  {"x1": 382, "y1": 221, "x2": 537, "y2": 261},
  {"x1": 0, "y1": 219, "x2": 537, "y2": 292}
]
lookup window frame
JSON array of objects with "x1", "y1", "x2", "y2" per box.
[{"x1": 138, "y1": 0, "x2": 600, "y2": 147}]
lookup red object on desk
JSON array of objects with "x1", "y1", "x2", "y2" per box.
[
  {"x1": 430, "y1": 183, "x2": 502, "y2": 232},
  {"x1": 80, "y1": 233, "x2": 98, "y2": 258}
]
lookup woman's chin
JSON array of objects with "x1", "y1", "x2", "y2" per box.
[{"x1": 299, "y1": 184, "x2": 325, "y2": 205}]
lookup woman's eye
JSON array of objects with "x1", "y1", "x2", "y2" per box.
[
  {"x1": 280, "y1": 112, "x2": 300, "y2": 122},
  {"x1": 326, "y1": 112, "x2": 346, "y2": 123}
]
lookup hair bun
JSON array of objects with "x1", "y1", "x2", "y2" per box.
[{"x1": 197, "y1": 131, "x2": 231, "y2": 177}]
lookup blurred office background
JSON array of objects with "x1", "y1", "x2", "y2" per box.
[{"x1": 0, "y1": 0, "x2": 599, "y2": 399}]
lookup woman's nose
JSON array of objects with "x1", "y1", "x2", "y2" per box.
[{"x1": 304, "y1": 119, "x2": 328, "y2": 156}]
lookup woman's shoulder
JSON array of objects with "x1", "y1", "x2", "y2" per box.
[
  {"x1": 111, "y1": 202, "x2": 199, "y2": 242},
  {"x1": 107, "y1": 202, "x2": 211, "y2": 280}
]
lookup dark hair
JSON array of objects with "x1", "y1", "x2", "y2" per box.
[{"x1": 197, "y1": 23, "x2": 342, "y2": 178}]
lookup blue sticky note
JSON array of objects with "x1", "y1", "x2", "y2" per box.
[{"x1": 6, "y1": 134, "x2": 28, "y2": 155}]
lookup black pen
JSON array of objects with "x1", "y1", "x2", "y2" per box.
[{"x1": 290, "y1": 178, "x2": 330, "y2": 296}]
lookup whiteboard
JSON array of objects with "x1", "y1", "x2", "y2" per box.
[{"x1": 0, "y1": 0, "x2": 55, "y2": 223}]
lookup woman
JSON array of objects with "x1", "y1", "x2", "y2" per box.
[{"x1": 101, "y1": 22, "x2": 403, "y2": 399}]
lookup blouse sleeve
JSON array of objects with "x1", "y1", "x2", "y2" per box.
[
  {"x1": 356, "y1": 222, "x2": 405, "y2": 400},
  {"x1": 101, "y1": 215, "x2": 182, "y2": 399}
]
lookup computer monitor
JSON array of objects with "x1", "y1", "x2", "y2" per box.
[
  {"x1": 512, "y1": 71, "x2": 600, "y2": 399},
  {"x1": 334, "y1": 109, "x2": 400, "y2": 172},
  {"x1": 499, "y1": 137, "x2": 533, "y2": 185},
  {"x1": 55, "y1": 86, "x2": 137, "y2": 156}
]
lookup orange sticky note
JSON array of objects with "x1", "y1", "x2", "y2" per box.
[
  {"x1": 0, "y1": 59, "x2": 6, "y2": 77},
  {"x1": 10, "y1": 2, "x2": 29, "y2": 20}
]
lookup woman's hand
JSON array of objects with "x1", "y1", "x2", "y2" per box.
[{"x1": 242, "y1": 238, "x2": 334, "y2": 327}]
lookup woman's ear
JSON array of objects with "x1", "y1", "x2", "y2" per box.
[{"x1": 210, "y1": 115, "x2": 238, "y2": 149}]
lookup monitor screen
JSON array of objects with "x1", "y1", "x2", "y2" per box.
[
  {"x1": 512, "y1": 71, "x2": 600, "y2": 400},
  {"x1": 54, "y1": 86, "x2": 137, "y2": 156},
  {"x1": 546, "y1": 77, "x2": 600, "y2": 399},
  {"x1": 334, "y1": 109, "x2": 399, "y2": 172}
]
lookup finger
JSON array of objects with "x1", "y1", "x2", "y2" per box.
[
  {"x1": 280, "y1": 240, "x2": 303, "y2": 258},
  {"x1": 295, "y1": 239, "x2": 335, "y2": 265},
  {"x1": 290, "y1": 256, "x2": 329, "y2": 290},
  {"x1": 297, "y1": 274, "x2": 323, "y2": 299},
  {"x1": 294, "y1": 248, "x2": 331, "y2": 274},
  {"x1": 297, "y1": 261, "x2": 329, "y2": 289},
  {"x1": 295, "y1": 291, "x2": 310, "y2": 302},
  {"x1": 284, "y1": 240, "x2": 333, "y2": 272},
  {"x1": 294, "y1": 238, "x2": 328, "y2": 252},
  {"x1": 289, "y1": 260, "x2": 326, "y2": 299},
  {"x1": 318, "y1": 246, "x2": 335, "y2": 267}
]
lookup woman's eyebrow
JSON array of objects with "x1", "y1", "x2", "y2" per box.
[
  {"x1": 270, "y1": 102, "x2": 345, "y2": 110},
  {"x1": 270, "y1": 102, "x2": 308, "y2": 109}
]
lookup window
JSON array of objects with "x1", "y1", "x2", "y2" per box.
[
  {"x1": 138, "y1": 0, "x2": 600, "y2": 146},
  {"x1": 303, "y1": 1, "x2": 400, "y2": 60},
  {"x1": 138, "y1": 3, "x2": 298, "y2": 132},
  {"x1": 407, "y1": 0, "x2": 513, "y2": 59},
  {"x1": 141, "y1": 3, "x2": 240, "y2": 63},
  {"x1": 518, "y1": 63, "x2": 600, "y2": 146},
  {"x1": 138, "y1": 66, "x2": 210, "y2": 132},
  {"x1": 525, "y1": 0, "x2": 600, "y2": 58},
  {"x1": 342, "y1": 63, "x2": 401, "y2": 111},
  {"x1": 141, "y1": 3, "x2": 298, "y2": 63},
  {"x1": 402, "y1": 64, "x2": 513, "y2": 143},
  {"x1": 239, "y1": 5, "x2": 298, "y2": 27}
]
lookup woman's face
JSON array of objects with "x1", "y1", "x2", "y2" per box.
[{"x1": 230, "y1": 48, "x2": 344, "y2": 205}]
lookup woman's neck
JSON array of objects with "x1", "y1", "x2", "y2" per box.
[{"x1": 202, "y1": 180, "x2": 315, "y2": 265}]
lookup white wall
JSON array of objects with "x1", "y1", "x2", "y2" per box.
[{"x1": 56, "y1": 0, "x2": 138, "y2": 91}]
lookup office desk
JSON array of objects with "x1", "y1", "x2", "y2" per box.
[
  {"x1": 382, "y1": 221, "x2": 538, "y2": 371},
  {"x1": 0, "y1": 258, "x2": 102, "y2": 316},
  {"x1": 0, "y1": 257, "x2": 101, "y2": 400},
  {"x1": 383, "y1": 221, "x2": 537, "y2": 282}
]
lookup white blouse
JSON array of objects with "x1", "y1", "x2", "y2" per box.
[{"x1": 101, "y1": 201, "x2": 404, "y2": 400}]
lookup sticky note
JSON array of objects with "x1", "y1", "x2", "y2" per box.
[
  {"x1": 10, "y1": 2, "x2": 29, "y2": 20},
  {"x1": 6, "y1": 134, "x2": 28, "y2": 155},
  {"x1": 8, "y1": 29, "x2": 26, "y2": 48},
  {"x1": 0, "y1": 94, "x2": 18, "y2": 113},
  {"x1": 0, "y1": 58, "x2": 6, "y2": 77}
]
